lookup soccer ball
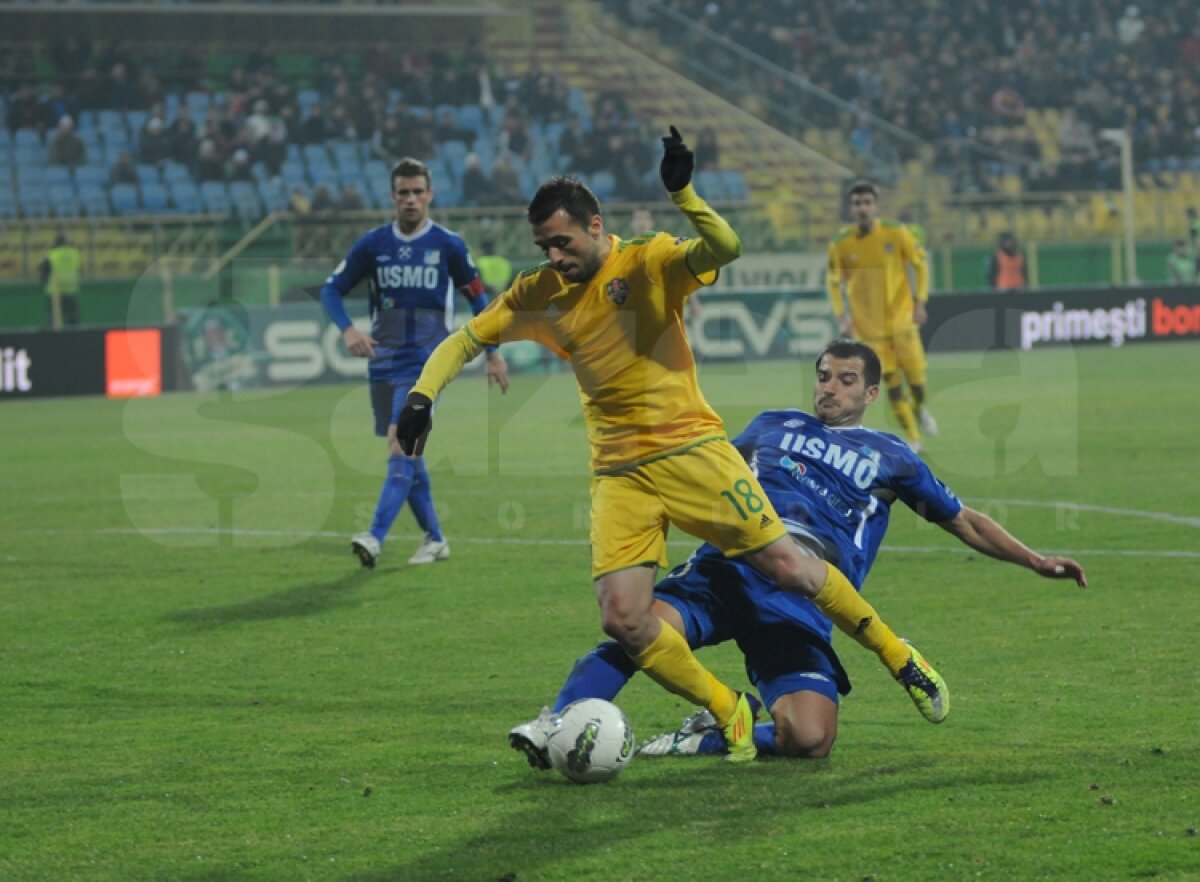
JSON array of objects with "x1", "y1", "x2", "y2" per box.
[{"x1": 546, "y1": 698, "x2": 635, "y2": 784}]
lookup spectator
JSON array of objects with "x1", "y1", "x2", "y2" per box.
[
  {"x1": 630, "y1": 207, "x2": 656, "y2": 235},
  {"x1": 558, "y1": 114, "x2": 590, "y2": 167},
  {"x1": 371, "y1": 113, "x2": 410, "y2": 164},
  {"x1": 497, "y1": 110, "x2": 531, "y2": 161},
  {"x1": 985, "y1": 231, "x2": 1028, "y2": 290},
  {"x1": 1117, "y1": 5, "x2": 1145, "y2": 46},
  {"x1": 311, "y1": 183, "x2": 336, "y2": 213},
  {"x1": 7, "y1": 84, "x2": 43, "y2": 133},
  {"x1": 139, "y1": 117, "x2": 172, "y2": 165},
  {"x1": 1167, "y1": 240, "x2": 1197, "y2": 285},
  {"x1": 289, "y1": 186, "x2": 312, "y2": 217},
  {"x1": 460, "y1": 152, "x2": 492, "y2": 206},
  {"x1": 337, "y1": 183, "x2": 366, "y2": 213},
  {"x1": 195, "y1": 139, "x2": 226, "y2": 183},
  {"x1": 227, "y1": 148, "x2": 254, "y2": 182},
  {"x1": 48, "y1": 115, "x2": 87, "y2": 168},
  {"x1": 109, "y1": 150, "x2": 139, "y2": 186},
  {"x1": 298, "y1": 103, "x2": 335, "y2": 146},
  {"x1": 694, "y1": 127, "x2": 721, "y2": 170},
  {"x1": 433, "y1": 108, "x2": 475, "y2": 144},
  {"x1": 488, "y1": 152, "x2": 524, "y2": 205},
  {"x1": 167, "y1": 106, "x2": 199, "y2": 166}
]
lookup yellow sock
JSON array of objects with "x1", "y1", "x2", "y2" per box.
[
  {"x1": 889, "y1": 396, "x2": 919, "y2": 442},
  {"x1": 631, "y1": 620, "x2": 739, "y2": 726},
  {"x1": 813, "y1": 562, "x2": 911, "y2": 676}
]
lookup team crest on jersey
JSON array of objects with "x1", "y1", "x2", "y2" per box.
[
  {"x1": 398, "y1": 246, "x2": 412, "y2": 260},
  {"x1": 784, "y1": 419, "x2": 804, "y2": 428},
  {"x1": 606, "y1": 278, "x2": 629, "y2": 305},
  {"x1": 424, "y1": 249, "x2": 440, "y2": 266}
]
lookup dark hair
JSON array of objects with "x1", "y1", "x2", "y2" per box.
[
  {"x1": 527, "y1": 176, "x2": 600, "y2": 228},
  {"x1": 846, "y1": 179, "x2": 879, "y2": 200},
  {"x1": 816, "y1": 340, "x2": 882, "y2": 388},
  {"x1": 391, "y1": 157, "x2": 431, "y2": 188}
]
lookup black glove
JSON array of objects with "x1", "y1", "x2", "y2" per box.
[
  {"x1": 659, "y1": 125, "x2": 694, "y2": 193},
  {"x1": 394, "y1": 391, "x2": 433, "y2": 456}
]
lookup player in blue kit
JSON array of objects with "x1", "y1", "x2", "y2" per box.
[
  {"x1": 320, "y1": 157, "x2": 509, "y2": 568},
  {"x1": 510, "y1": 340, "x2": 1086, "y2": 763}
]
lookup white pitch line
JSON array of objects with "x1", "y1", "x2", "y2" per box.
[
  {"x1": 974, "y1": 497, "x2": 1200, "y2": 529},
  {"x1": 3, "y1": 526, "x2": 1197, "y2": 559}
]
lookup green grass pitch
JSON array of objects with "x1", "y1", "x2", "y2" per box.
[{"x1": 2, "y1": 342, "x2": 1198, "y2": 881}]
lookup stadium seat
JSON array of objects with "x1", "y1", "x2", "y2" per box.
[
  {"x1": 200, "y1": 180, "x2": 232, "y2": 216},
  {"x1": 161, "y1": 161, "x2": 192, "y2": 184},
  {"x1": 169, "y1": 181, "x2": 202, "y2": 214},
  {"x1": 136, "y1": 164, "x2": 161, "y2": 185},
  {"x1": 14, "y1": 128, "x2": 42, "y2": 148},
  {"x1": 141, "y1": 182, "x2": 170, "y2": 214},
  {"x1": 49, "y1": 183, "x2": 81, "y2": 217},
  {"x1": 79, "y1": 185, "x2": 111, "y2": 217},
  {"x1": 97, "y1": 110, "x2": 126, "y2": 136},
  {"x1": 42, "y1": 166, "x2": 72, "y2": 187},
  {"x1": 111, "y1": 183, "x2": 140, "y2": 216},
  {"x1": 589, "y1": 170, "x2": 616, "y2": 200}
]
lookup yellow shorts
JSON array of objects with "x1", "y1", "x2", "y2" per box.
[
  {"x1": 589, "y1": 437, "x2": 788, "y2": 579},
  {"x1": 866, "y1": 326, "x2": 928, "y2": 388}
]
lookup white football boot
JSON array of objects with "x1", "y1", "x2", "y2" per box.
[
  {"x1": 508, "y1": 707, "x2": 559, "y2": 770},
  {"x1": 638, "y1": 708, "x2": 719, "y2": 757},
  {"x1": 351, "y1": 532, "x2": 381, "y2": 569},
  {"x1": 408, "y1": 533, "x2": 450, "y2": 565}
]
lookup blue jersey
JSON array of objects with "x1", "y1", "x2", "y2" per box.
[
  {"x1": 665, "y1": 409, "x2": 962, "y2": 645},
  {"x1": 322, "y1": 219, "x2": 483, "y2": 383}
]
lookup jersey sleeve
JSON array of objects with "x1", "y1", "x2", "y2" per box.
[
  {"x1": 900, "y1": 227, "x2": 929, "y2": 301},
  {"x1": 324, "y1": 234, "x2": 374, "y2": 296},
  {"x1": 463, "y1": 274, "x2": 569, "y2": 359},
  {"x1": 892, "y1": 454, "x2": 963, "y2": 523},
  {"x1": 447, "y1": 235, "x2": 481, "y2": 291}
]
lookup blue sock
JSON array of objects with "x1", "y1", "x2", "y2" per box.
[
  {"x1": 369, "y1": 455, "x2": 415, "y2": 545},
  {"x1": 552, "y1": 641, "x2": 638, "y2": 713},
  {"x1": 407, "y1": 458, "x2": 443, "y2": 542},
  {"x1": 753, "y1": 722, "x2": 779, "y2": 756}
]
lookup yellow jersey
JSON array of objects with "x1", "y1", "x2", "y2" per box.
[
  {"x1": 461, "y1": 231, "x2": 722, "y2": 472},
  {"x1": 826, "y1": 219, "x2": 928, "y2": 340}
]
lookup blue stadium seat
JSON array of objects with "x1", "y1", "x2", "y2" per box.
[
  {"x1": 43, "y1": 165, "x2": 73, "y2": 186},
  {"x1": 126, "y1": 110, "x2": 148, "y2": 136},
  {"x1": 720, "y1": 170, "x2": 749, "y2": 200},
  {"x1": 15, "y1": 128, "x2": 42, "y2": 148},
  {"x1": 258, "y1": 178, "x2": 289, "y2": 213},
  {"x1": 331, "y1": 142, "x2": 362, "y2": 175},
  {"x1": 297, "y1": 89, "x2": 321, "y2": 113},
  {"x1": 79, "y1": 184, "x2": 111, "y2": 217},
  {"x1": 20, "y1": 191, "x2": 51, "y2": 219},
  {"x1": 185, "y1": 91, "x2": 211, "y2": 119},
  {"x1": 0, "y1": 201, "x2": 18, "y2": 220},
  {"x1": 168, "y1": 181, "x2": 202, "y2": 214},
  {"x1": 589, "y1": 170, "x2": 616, "y2": 200},
  {"x1": 457, "y1": 104, "x2": 485, "y2": 133},
  {"x1": 14, "y1": 144, "x2": 46, "y2": 166},
  {"x1": 281, "y1": 157, "x2": 306, "y2": 179},
  {"x1": 200, "y1": 180, "x2": 232, "y2": 216},
  {"x1": 695, "y1": 170, "x2": 726, "y2": 200},
  {"x1": 110, "y1": 182, "x2": 140, "y2": 216},
  {"x1": 161, "y1": 161, "x2": 191, "y2": 184},
  {"x1": 49, "y1": 183, "x2": 81, "y2": 217},
  {"x1": 303, "y1": 143, "x2": 330, "y2": 167},
  {"x1": 229, "y1": 180, "x2": 263, "y2": 221},
  {"x1": 136, "y1": 164, "x2": 161, "y2": 185},
  {"x1": 141, "y1": 182, "x2": 170, "y2": 214},
  {"x1": 97, "y1": 110, "x2": 126, "y2": 135},
  {"x1": 76, "y1": 110, "x2": 96, "y2": 132}
]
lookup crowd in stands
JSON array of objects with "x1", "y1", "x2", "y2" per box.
[
  {"x1": 607, "y1": 0, "x2": 1200, "y2": 193},
  {"x1": 0, "y1": 38, "x2": 693, "y2": 221}
]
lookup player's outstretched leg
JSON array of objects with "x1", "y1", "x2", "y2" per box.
[
  {"x1": 508, "y1": 707, "x2": 558, "y2": 770},
  {"x1": 895, "y1": 640, "x2": 949, "y2": 723}
]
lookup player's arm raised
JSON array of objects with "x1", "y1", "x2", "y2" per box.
[
  {"x1": 659, "y1": 126, "x2": 742, "y2": 274},
  {"x1": 938, "y1": 506, "x2": 1088, "y2": 587}
]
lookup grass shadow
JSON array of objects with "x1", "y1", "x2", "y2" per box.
[{"x1": 164, "y1": 570, "x2": 374, "y2": 629}]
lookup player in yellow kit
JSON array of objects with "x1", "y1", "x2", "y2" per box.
[
  {"x1": 827, "y1": 180, "x2": 938, "y2": 451},
  {"x1": 396, "y1": 129, "x2": 948, "y2": 764}
]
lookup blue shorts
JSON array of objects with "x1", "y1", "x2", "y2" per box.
[
  {"x1": 655, "y1": 562, "x2": 851, "y2": 710},
  {"x1": 369, "y1": 379, "x2": 413, "y2": 437}
]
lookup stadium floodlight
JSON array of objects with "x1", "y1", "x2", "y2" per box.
[{"x1": 1100, "y1": 128, "x2": 1137, "y2": 285}]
